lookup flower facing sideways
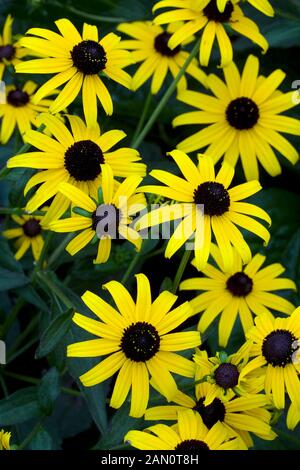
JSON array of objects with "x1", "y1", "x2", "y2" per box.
[
  {"x1": 180, "y1": 244, "x2": 296, "y2": 347},
  {"x1": 0, "y1": 15, "x2": 28, "y2": 80},
  {"x1": 16, "y1": 19, "x2": 133, "y2": 124},
  {"x1": 67, "y1": 274, "x2": 201, "y2": 417},
  {"x1": 49, "y1": 165, "x2": 146, "y2": 264}
]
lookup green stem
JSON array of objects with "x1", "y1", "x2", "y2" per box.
[
  {"x1": 36, "y1": 272, "x2": 74, "y2": 310},
  {"x1": 0, "y1": 298, "x2": 24, "y2": 339},
  {"x1": 121, "y1": 251, "x2": 142, "y2": 285},
  {"x1": 131, "y1": 39, "x2": 200, "y2": 149},
  {"x1": 51, "y1": 1, "x2": 130, "y2": 23},
  {"x1": 47, "y1": 233, "x2": 74, "y2": 268},
  {"x1": 3, "y1": 371, "x2": 81, "y2": 397},
  {"x1": 8, "y1": 337, "x2": 39, "y2": 364},
  {"x1": 172, "y1": 249, "x2": 192, "y2": 294},
  {"x1": 7, "y1": 316, "x2": 39, "y2": 358},
  {"x1": 130, "y1": 91, "x2": 152, "y2": 146},
  {"x1": 18, "y1": 420, "x2": 44, "y2": 450},
  {"x1": 36, "y1": 231, "x2": 54, "y2": 271}
]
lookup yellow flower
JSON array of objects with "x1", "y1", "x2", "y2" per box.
[
  {"x1": 145, "y1": 381, "x2": 276, "y2": 449},
  {"x1": 246, "y1": 308, "x2": 300, "y2": 421},
  {"x1": 125, "y1": 408, "x2": 238, "y2": 450},
  {"x1": 0, "y1": 429, "x2": 11, "y2": 450},
  {"x1": 136, "y1": 151, "x2": 270, "y2": 272},
  {"x1": 49, "y1": 165, "x2": 146, "y2": 264},
  {"x1": 194, "y1": 342, "x2": 265, "y2": 404},
  {"x1": 153, "y1": 0, "x2": 268, "y2": 67},
  {"x1": 16, "y1": 19, "x2": 132, "y2": 125},
  {"x1": 0, "y1": 81, "x2": 57, "y2": 144},
  {"x1": 3, "y1": 209, "x2": 47, "y2": 261},
  {"x1": 7, "y1": 114, "x2": 146, "y2": 226},
  {"x1": 174, "y1": 55, "x2": 300, "y2": 181},
  {"x1": 67, "y1": 274, "x2": 200, "y2": 417},
  {"x1": 180, "y1": 244, "x2": 296, "y2": 347},
  {"x1": 0, "y1": 15, "x2": 28, "y2": 80},
  {"x1": 117, "y1": 21, "x2": 207, "y2": 94},
  {"x1": 217, "y1": 0, "x2": 274, "y2": 16}
]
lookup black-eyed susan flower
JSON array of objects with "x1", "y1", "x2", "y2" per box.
[
  {"x1": 153, "y1": 0, "x2": 268, "y2": 67},
  {"x1": 0, "y1": 81, "x2": 56, "y2": 144},
  {"x1": 180, "y1": 244, "x2": 296, "y2": 347},
  {"x1": 246, "y1": 308, "x2": 300, "y2": 414},
  {"x1": 145, "y1": 381, "x2": 276, "y2": 449},
  {"x1": 16, "y1": 19, "x2": 132, "y2": 125},
  {"x1": 136, "y1": 151, "x2": 270, "y2": 272},
  {"x1": 117, "y1": 21, "x2": 207, "y2": 94},
  {"x1": 194, "y1": 343, "x2": 265, "y2": 404},
  {"x1": 7, "y1": 114, "x2": 146, "y2": 226},
  {"x1": 0, "y1": 429, "x2": 11, "y2": 450},
  {"x1": 216, "y1": 0, "x2": 274, "y2": 16},
  {"x1": 0, "y1": 15, "x2": 28, "y2": 80},
  {"x1": 125, "y1": 408, "x2": 238, "y2": 450},
  {"x1": 3, "y1": 210, "x2": 47, "y2": 261},
  {"x1": 49, "y1": 166, "x2": 146, "y2": 264},
  {"x1": 174, "y1": 55, "x2": 300, "y2": 181},
  {"x1": 67, "y1": 274, "x2": 200, "y2": 417}
]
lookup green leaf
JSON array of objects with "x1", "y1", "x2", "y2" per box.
[
  {"x1": 0, "y1": 267, "x2": 29, "y2": 291},
  {"x1": 0, "y1": 387, "x2": 40, "y2": 425},
  {"x1": 35, "y1": 308, "x2": 73, "y2": 359},
  {"x1": 38, "y1": 368, "x2": 60, "y2": 415},
  {"x1": 16, "y1": 285, "x2": 49, "y2": 312},
  {"x1": 28, "y1": 428, "x2": 53, "y2": 450}
]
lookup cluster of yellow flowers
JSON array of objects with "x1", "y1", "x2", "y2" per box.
[{"x1": 0, "y1": 0, "x2": 300, "y2": 451}]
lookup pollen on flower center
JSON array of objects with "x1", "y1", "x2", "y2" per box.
[
  {"x1": 92, "y1": 204, "x2": 121, "y2": 235},
  {"x1": 226, "y1": 272, "x2": 253, "y2": 297},
  {"x1": 193, "y1": 181, "x2": 230, "y2": 216},
  {"x1": 214, "y1": 363, "x2": 239, "y2": 389},
  {"x1": 175, "y1": 439, "x2": 209, "y2": 451},
  {"x1": 64, "y1": 140, "x2": 104, "y2": 181},
  {"x1": 194, "y1": 397, "x2": 226, "y2": 428},
  {"x1": 0, "y1": 44, "x2": 15, "y2": 61},
  {"x1": 120, "y1": 321, "x2": 160, "y2": 362},
  {"x1": 262, "y1": 329, "x2": 298, "y2": 367},
  {"x1": 154, "y1": 32, "x2": 181, "y2": 57},
  {"x1": 203, "y1": 0, "x2": 234, "y2": 22},
  {"x1": 7, "y1": 89, "x2": 30, "y2": 107},
  {"x1": 226, "y1": 97, "x2": 260, "y2": 130},
  {"x1": 22, "y1": 219, "x2": 41, "y2": 237},
  {"x1": 71, "y1": 40, "x2": 107, "y2": 75}
]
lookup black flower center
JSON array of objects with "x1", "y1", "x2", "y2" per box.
[
  {"x1": 194, "y1": 397, "x2": 226, "y2": 429},
  {"x1": 226, "y1": 97, "x2": 260, "y2": 130},
  {"x1": 64, "y1": 140, "x2": 104, "y2": 181},
  {"x1": 92, "y1": 204, "x2": 121, "y2": 235},
  {"x1": 22, "y1": 219, "x2": 41, "y2": 237},
  {"x1": 262, "y1": 329, "x2": 298, "y2": 367},
  {"x1": 71, "y1": 40, "x2": 107, "y2": 75},
  {"x1": 226, "y1": 272, "x2": 253, "y2": 297},
  {"x1": 194, "y1": 181, "x2": 230, "y2": 216},
  {"x1": 203, "y1": 0, "x2": 234, "y2": 22},
  {"x1": 214, "y1": 363, "x2": 239, "y2": 389},
  {"x1": 175, "y1": 439, "x2": 209, "y2": 451},
  {"x1": 154, "y1": 32, "x2": 181, "y2": 57},
  {"x1": 7, "y1": 89, "x2": 30, "y2": 107},
  {"x1": 0, "y1": 44, "x2": 15, "y2": 61},
  {"x1": 120, "y1": 321, "x2": 160, "y2": 362}
]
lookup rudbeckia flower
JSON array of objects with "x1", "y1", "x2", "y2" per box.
[
  {"x1": 125, "y1": 408, "x2": 238, "y2": 450},
  {"x1": 174, "y1": 55, "x2": 300, "y2": 181},
  {"x1": 194, "y1": 343, "x2": 265, "y2": 403},
  {"x1": 136, "y1": 151, "x2": 270, "y2": 272},
  {"x1": 0, "y1": 429, "x2": 11, "y2": 450},
  {"x1": 0, "y1": 81, "x2": 56, "y2": 144},
  {"x1": 216, "y1": 0, "x2": 274, "y2": 16},
  {"x1": 0, "y1": 15, "x2": 28, "y2": 80},
  {"x1": 49, "y1": 165, "x2": 146, "y2": 264},
  {"x1": 246, "y1": 308, "x2": 300, "y2": 418},
  {"x1": 145, "y1": 381, "x2": 276, "y2": 449},
  {"x1": 67, "y1": 274, "x2": 200, "y2": 417},
  {"x1": 3, "y1": 210, "x2": 47, "y2": 261},
  {"x1": 117, "y1": 21, "x2": 207, "y2": 94},
  {"x1": 153, "y1": 0, "x2": 268, "y2": 67},
  {"x1": 16, "y1": 19, "x2": 132, "y2": 124},
  {"x1": 180, "y1": 244, "x2": 296, "y2": 347},
  {"x1": 7, "y1": 114, "x2": 146, "y2": 226}
]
